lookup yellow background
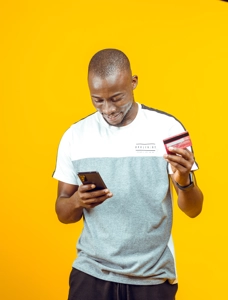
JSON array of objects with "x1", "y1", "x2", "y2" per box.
[{"x1": 1, "y1": 0, "x2": 228, "y2": 299}]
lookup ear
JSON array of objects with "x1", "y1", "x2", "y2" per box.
[{"x1": 132, "y1": 75, "x2": 138, "y2": 90}]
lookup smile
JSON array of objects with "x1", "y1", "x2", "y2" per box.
[
  {"x1": 102, "y1": 112, "x2": 121, "y2": 121},
  {"x1": 106, "y1": 113, "x2": 121, "y2": 120}
]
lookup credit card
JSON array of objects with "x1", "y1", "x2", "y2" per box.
[{"x1": 163, "y1": 131, "x2": 192, "y2": 154}]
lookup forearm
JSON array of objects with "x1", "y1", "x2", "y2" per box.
[
  {"x1": 55, "y1": 192, "x2": 83, "y2": 224},
  {"x1": 177, "y1": 185, "x2": 204, "y2": 218}
]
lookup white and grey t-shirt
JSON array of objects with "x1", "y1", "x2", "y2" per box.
[{"x1": 53, "y1": 103, "x2": 198, "y2": 285}]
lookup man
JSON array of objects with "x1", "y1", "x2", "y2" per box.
[{"x1": 53, "y1": 49, "x2": 203, "y2": 300}]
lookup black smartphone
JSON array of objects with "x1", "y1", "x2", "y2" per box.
[{"x1": 77, "y1": 171, "x2": 107, "y2": 191}]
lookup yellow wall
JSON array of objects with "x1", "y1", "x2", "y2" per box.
[{"x1": 1, "y1": 0, "x2": 228, "y2": 299}]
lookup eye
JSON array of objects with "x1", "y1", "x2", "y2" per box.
[
  {"x1": 112, "y1": 95, "x2": 124, "y2": 102},
  {"x1": 93, "y1": 98, "x2": 103, "y2": 103}
]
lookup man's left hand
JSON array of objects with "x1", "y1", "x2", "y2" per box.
[{"x1": 163, "y1": 147, "x2": 195, "y2": 186}]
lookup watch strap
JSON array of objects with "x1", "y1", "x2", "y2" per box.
[{"x1": 175, "y1": 172, "x2": 195, "y2": 191}]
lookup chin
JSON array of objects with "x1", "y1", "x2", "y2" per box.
[{"x1": 105, "y1": 119, "x2": 123, "y2": 127}]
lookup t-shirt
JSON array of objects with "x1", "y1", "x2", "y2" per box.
[{"x1": 53, "y1": 103, "x2": 198, "y2": 285}]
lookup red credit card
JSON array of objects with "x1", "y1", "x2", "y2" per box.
[{"x1": 163, "y1": 131, "x2": 192, "y2": 154}]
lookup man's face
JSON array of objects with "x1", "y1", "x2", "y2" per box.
[{"x1": 88, "y1": 70, "x2": 138, "y2": 127}]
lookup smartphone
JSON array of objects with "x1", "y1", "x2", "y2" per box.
[{"x1": 77, "y1": 171, "x2": 107, "y2": 191}]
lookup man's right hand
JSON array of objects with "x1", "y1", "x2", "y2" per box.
[
  {"x1": 55, "y1": 181, "x2": 113, "y2": 224},
  {"x1": 75, "y1": 184, "x2": 113, "y2": 209}
]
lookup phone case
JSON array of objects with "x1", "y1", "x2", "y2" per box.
[{"x1": 77, "y1": 171, "x2": 107, "y2": 190}]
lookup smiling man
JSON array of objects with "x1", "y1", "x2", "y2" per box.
[
  {"x1": 88, "y1": 52, "x2": 138, "y2": 127},
  {"x1": 53, "y1": 49, "x2": 203, "y2": 300}
]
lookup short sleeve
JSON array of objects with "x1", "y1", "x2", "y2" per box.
[{"x1": 52, "y1": 128, "x2": 78, "y2": 185}]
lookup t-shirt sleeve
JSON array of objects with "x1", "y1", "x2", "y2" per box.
[
  {"x1": 52, "y1": 128, "x2": 78, "y2": 185},
  {"x1": 167, "y1": 119, "x2": 199, "y2": 174}
]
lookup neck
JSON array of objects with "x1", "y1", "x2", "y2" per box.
[{"x1": 120, "y1": 101, "x2": 138, "y2": 127}]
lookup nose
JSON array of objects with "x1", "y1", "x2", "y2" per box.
[{"x1": 102, "y1": 101, "x2": 116, "y2": 115}]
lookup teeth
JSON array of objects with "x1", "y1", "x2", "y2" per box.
[{"x1": 108, "y1": 113, "x2": 119, "y2": 119}]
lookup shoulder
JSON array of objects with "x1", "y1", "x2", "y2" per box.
[
  {"x1": 59, "y1": 111, "x2": 99, "y2": 144},
  {"x1": 140, "y1": 104, "x2": 185, "y2": 129},
  {"x1": 66, "y1": 111, "x2": 99, "y2": 135},
  {"x1": 71, "y1": 111, "x2": 98, "y2": 129}
]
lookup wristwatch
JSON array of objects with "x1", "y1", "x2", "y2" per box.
[{"x1": 175, "y1": 172, "x2": 195, "y2": 191}]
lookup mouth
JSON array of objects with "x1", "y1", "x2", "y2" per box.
[{"x1": 103, "y1": 112, "x2": 122, "y2": 124}]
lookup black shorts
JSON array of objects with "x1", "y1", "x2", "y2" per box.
[{"x1": 68, "y1": 268, "x2": 178, "y2": 300}]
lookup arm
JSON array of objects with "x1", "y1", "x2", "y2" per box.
[
  {"x1": 171, "y1": 172, "x2": 203, "y2": 218},
  {"x1": 164, "y1": 147, "x2": 204, "y2": 218},
  {"x1": 55, "y1": 181, "x2": 113, "y2": 224}
]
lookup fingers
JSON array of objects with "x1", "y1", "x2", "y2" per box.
[
  {"x1": 77, "y1": 184, "x2": 113, "y2": 209},
  {"x1": 164, "y1": 147, "x2": 194, "y2": 172}
]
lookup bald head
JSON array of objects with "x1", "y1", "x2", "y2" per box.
[{"x1": 88, "y1": 49, "x2": 132, "y2": 78}]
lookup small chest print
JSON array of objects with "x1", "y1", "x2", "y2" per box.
[{"x1": 135, "y1": 143, "x2": 157, "y2": 154}]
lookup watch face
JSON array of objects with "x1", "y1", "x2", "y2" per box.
[
  {"x1": 189, "y1": 172, "x2": 195, "y2": 185},
  {"x1": 189, "y1": 172, "x2": 193, "y2": 183}
]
